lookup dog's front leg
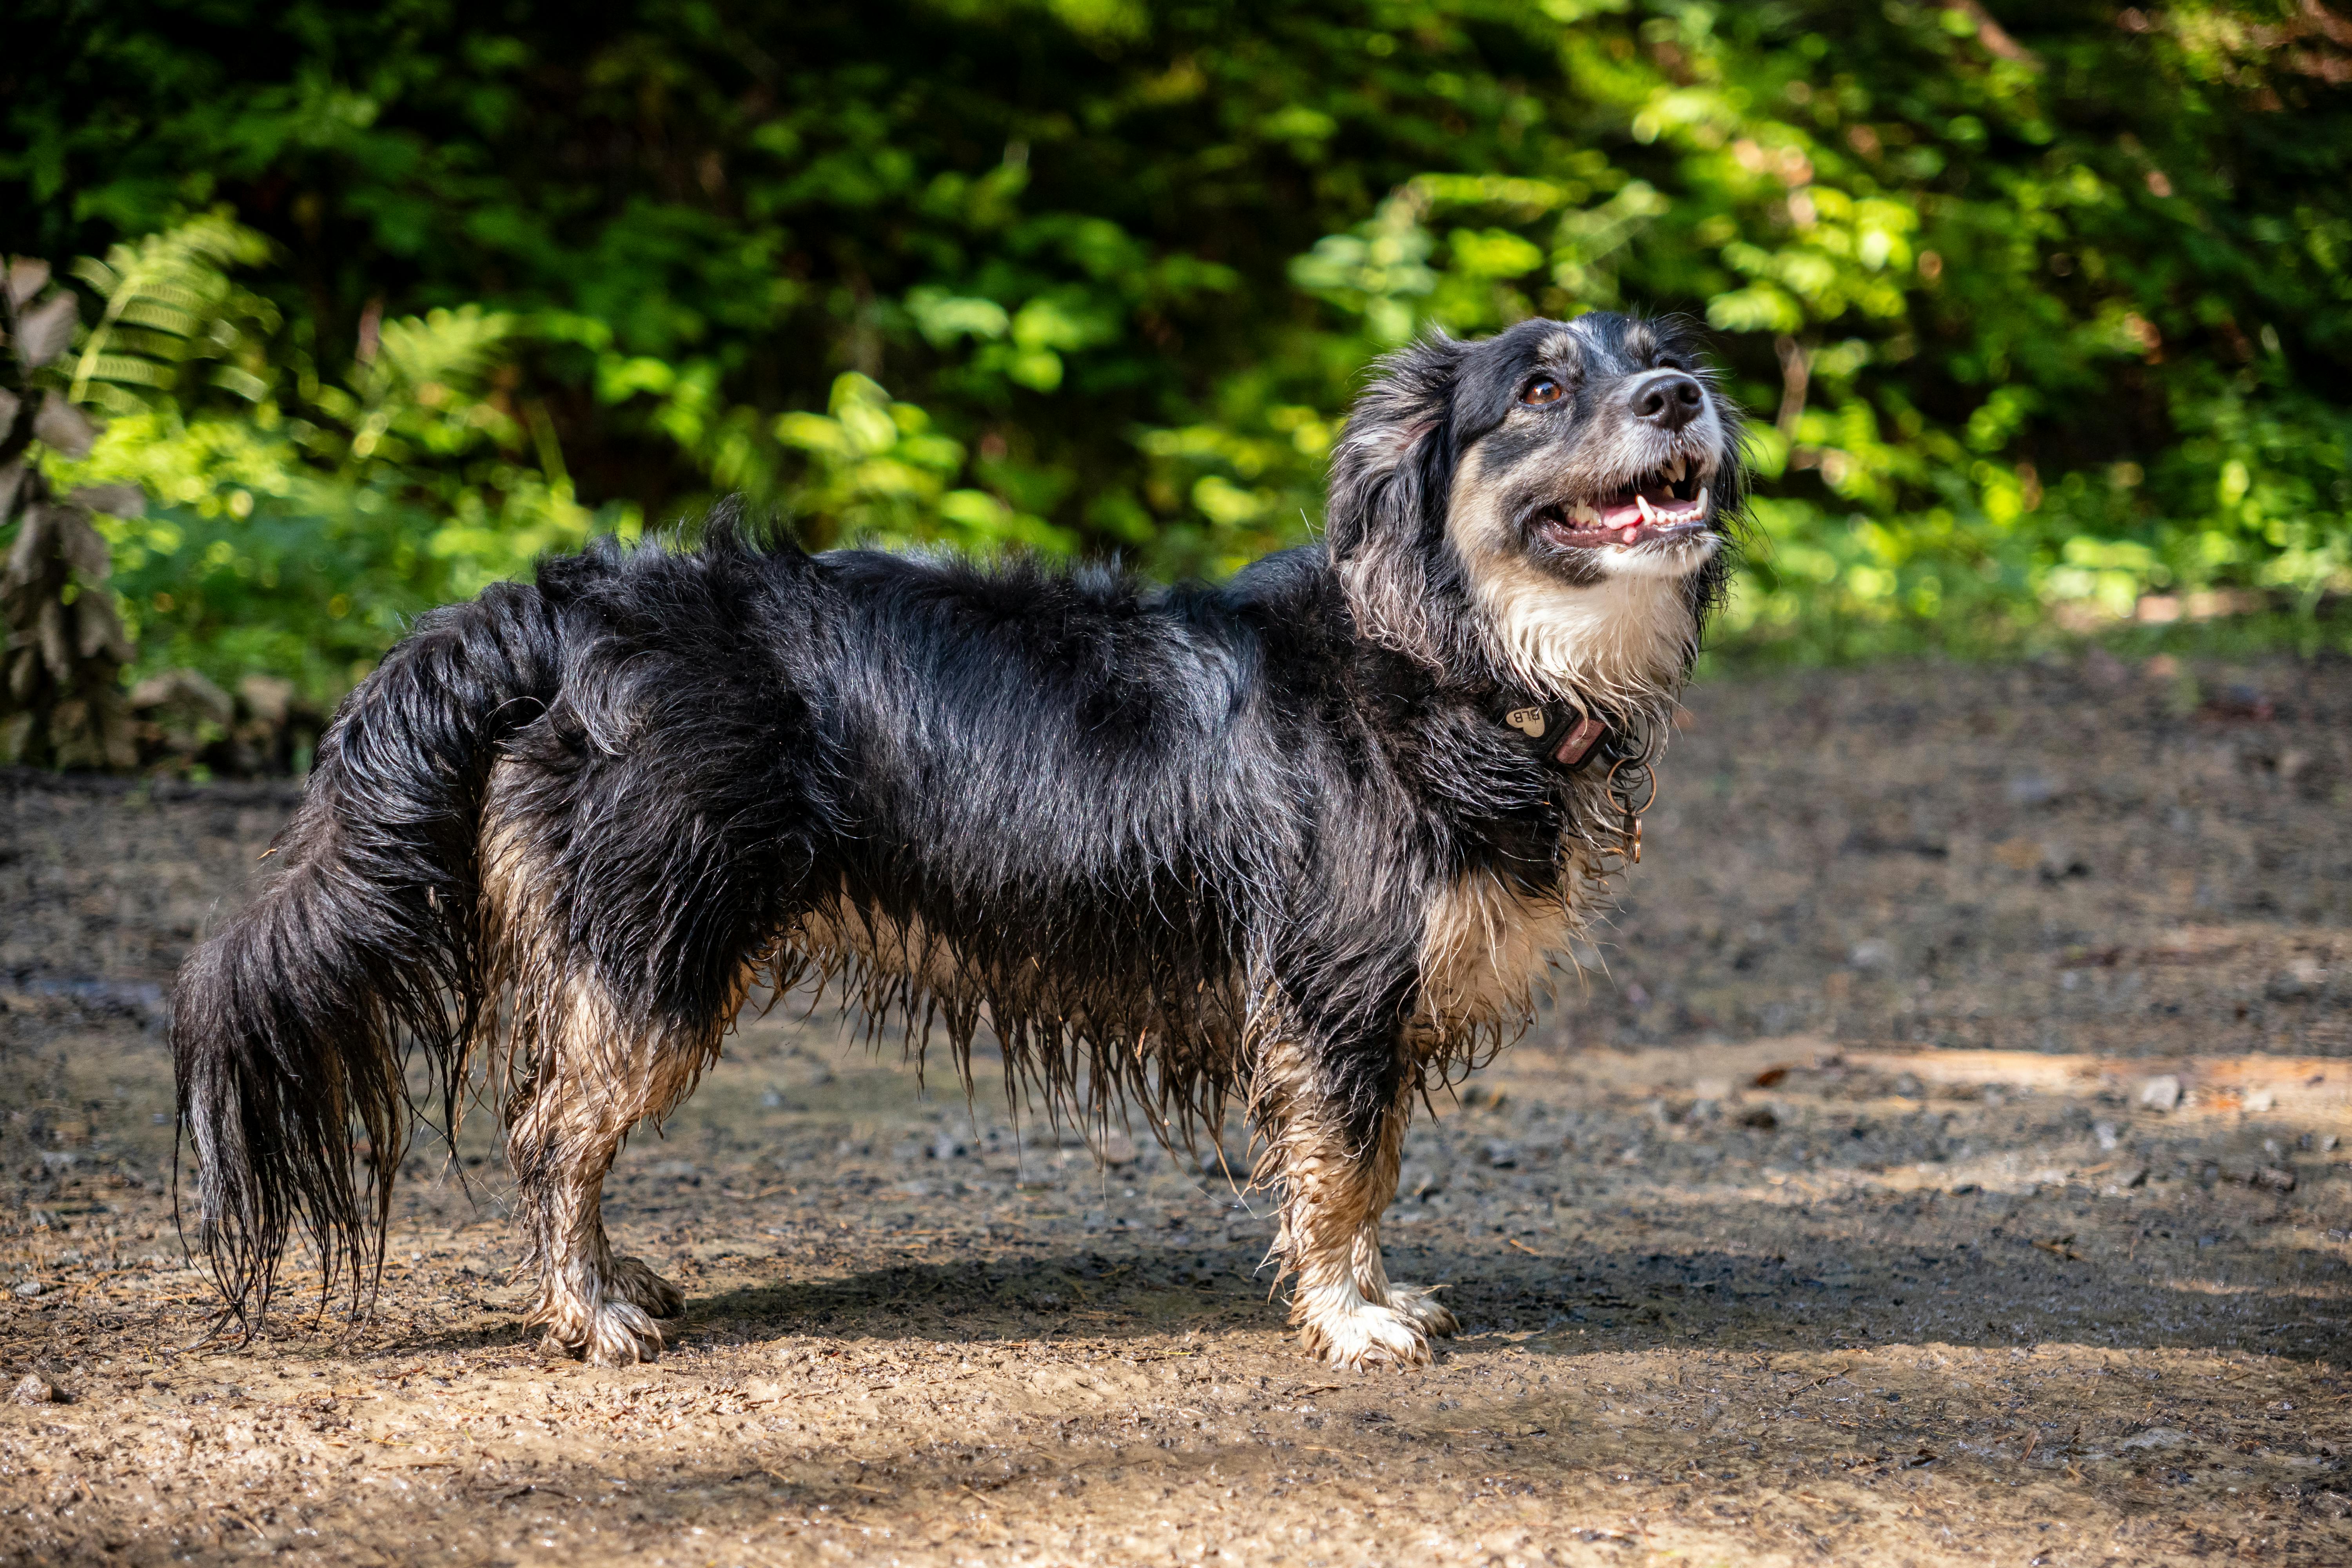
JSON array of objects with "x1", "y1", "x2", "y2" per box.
[{"x1": 1258, "y1": 1037, "x2": 1459, "y2": 1368}]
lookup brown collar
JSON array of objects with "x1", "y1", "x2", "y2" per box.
[{"x1": 1497, "y1": 699, "x2": 1612, "y2": 771}]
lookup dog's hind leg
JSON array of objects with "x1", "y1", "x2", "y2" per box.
[
  {"x1": 501, "y1": 979, "x2": 700, "y2": 1365},
  {"x1": 1256, "y1": 1037, "x2": 1457, "y2": 1368},
  {"x1": 482, "y1": 776, "x2": 728, "y2": 1367}
]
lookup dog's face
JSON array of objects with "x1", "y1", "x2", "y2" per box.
[
  {"x1": 1325, "y1": 313, "x2": 1744, "y2": 705},
  {"x1": 1445, "y1": 314, "x2": 1733, "y2": 587}
]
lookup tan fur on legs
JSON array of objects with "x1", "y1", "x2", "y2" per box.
[
  {"x1": 501, "y1": 980, "x2": 684, "y2": 1365},
  {"x1": 1254, "y1": 1038, "x2": 1454, "y2": 1368},
  {"x1": 1385, "y1": 1282, "x2": 1460, "y2": 1337},
  {"x1": 606, "y1": 1254, "x2": 685, "y2": 1319},
  {"x1": 481, "y1": 767, "x2": 735, "y2": 1366}
]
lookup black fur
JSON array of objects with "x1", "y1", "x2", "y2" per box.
[
  {"x1": 172, "y1": 314, "x2": 1746, "y2": 1338},
  {"x1": 172, "y1": 581, "x2": 562, "y2": 1324}
]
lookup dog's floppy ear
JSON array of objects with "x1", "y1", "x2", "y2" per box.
[{"x1": 1324, "y1": 334, "x2": 1464, "y2": 669}]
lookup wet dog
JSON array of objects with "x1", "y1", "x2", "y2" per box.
[{"x1": 172, "y1": 312, "x2": 1743, "y2": 1368}]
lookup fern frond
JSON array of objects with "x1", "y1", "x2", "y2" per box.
[
  {"x1": 365, "y1": 306, "x2": 516, "y2": 405},
  {"x1": 66, "y1": 212, "x2": 273, "y2": 407}
]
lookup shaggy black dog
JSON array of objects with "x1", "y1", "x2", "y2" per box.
[{"x1": 173, "y1": 312, "x2": 1743, "y2": 1368}]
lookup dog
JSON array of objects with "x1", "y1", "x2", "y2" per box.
[{"x1": 172, "y1": 311, "x2": 1742, "y2": 1369}]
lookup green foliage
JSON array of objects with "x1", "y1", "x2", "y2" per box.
[
  {"x1": 777, "y1": 372, "x2": 1065, "y2": 553},
  {"x1": 5, "y1": 0, "x2": 2349, "y2": 706},
  {"x1": 37, "y1": 226, "x2": 626, "y2": 699}
]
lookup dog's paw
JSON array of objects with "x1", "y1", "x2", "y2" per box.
[
  {"x1": 532, "y1": 1284, "x2": 670, "y2": 1365},
  {"x1": 607, "y1": 1254, "x2": 686, "y2": 1319},
  {"x1": 1295, "y1": 1289, "x2": 1434, "y2": 1370},
  {"x1": 578, "y1": 1300, "x2": 667, "y2": 1367},
  {"x1": 1386, "y1": 1282, "x2": 1459, "y2": 1339}
]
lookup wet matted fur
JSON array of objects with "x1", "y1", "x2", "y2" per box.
[{"x1": 172, "y1": 312, "x2": 1745, "y2": 1368}]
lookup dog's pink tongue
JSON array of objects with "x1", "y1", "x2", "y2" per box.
[{"x1": 1599, "y1": 483, "x2": 1681, "y2": 534}]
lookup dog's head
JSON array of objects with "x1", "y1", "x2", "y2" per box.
[{"x1": 1325, "y1": 313, "x2": 1744, "y2": 708}]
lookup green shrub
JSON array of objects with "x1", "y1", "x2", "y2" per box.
[{"x1": 6, "y1": 1, "x2": 2346, "y2": 711}]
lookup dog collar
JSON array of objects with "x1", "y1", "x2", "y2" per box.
[
  {"x1": 1497, "y1": 695, "x2": 1652, "y2": 861},
  {"x1": 1497, "y1": 698, "x2": 1612, "y2": 771}
]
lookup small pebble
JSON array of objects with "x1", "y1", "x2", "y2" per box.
[
  {"x1": 2138, "y1": 1075, "x2": 2182, "y2": 1113},
  {"x1": 10, "y1": 1374, "x2": 58, "y2": 1406}
]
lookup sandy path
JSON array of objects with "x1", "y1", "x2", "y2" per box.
[{"x1": 4, "y1": 651, "x2": 2348, "y2": 1564}]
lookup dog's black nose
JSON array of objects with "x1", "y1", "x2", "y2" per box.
[{"x1": 1627, "y1": 371, "x2": 1706, "y2": 431}]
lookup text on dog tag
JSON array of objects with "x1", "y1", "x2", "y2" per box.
[{"x1": 1505, "y1": 706, "x2": 1546, "y2": 739}]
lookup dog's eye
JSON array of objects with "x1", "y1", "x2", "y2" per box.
[{"x1": 1521, "y1": 376, "x2": 1566, "y2": 407}]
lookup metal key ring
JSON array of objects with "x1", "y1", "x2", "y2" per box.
[{"x1": 1605, "y1": 752, "x2": 1661, "y2": 817}]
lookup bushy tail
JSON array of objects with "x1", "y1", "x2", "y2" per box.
[{"x1": 171, "y1": 581, "x2": 563, "y2": 1330}]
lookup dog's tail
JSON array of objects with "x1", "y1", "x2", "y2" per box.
[{"x1": 171, "y1": 580, "x2": 564, "y2": 1330}]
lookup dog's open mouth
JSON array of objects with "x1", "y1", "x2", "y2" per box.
[{"x1": 1530, "y1": 456, "x2": 1711, "y2": 548}]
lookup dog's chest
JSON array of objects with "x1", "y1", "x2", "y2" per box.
[{"x1": 1412, "y1": 866, "x2": 1579, "y2": 1038}]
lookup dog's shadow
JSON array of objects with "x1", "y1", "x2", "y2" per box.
[{"x1": 403, "y1": 1212, "x2": 2341, "y2": 1366}]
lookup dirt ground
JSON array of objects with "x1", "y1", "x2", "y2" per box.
[{"x1": 3, "y1": 650, "x2": 2350, "y2": 1566}]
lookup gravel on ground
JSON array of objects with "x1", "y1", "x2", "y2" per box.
[{"x1": 4, "y1": 650, "x2": 2348, "y2": 1565}]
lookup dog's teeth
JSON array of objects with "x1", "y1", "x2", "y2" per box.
[
  {"x1": 1695, "y1": 484, "x2": 1710, "y2": 515},
  {"x1": 1570, "y1": 500, "x2": 1601, "y2": 526},
  {"x1": 1634, "y1": 495, "x2": 1658, "y2": 528},
  {"x1": 1663, "y1": 456, "x2": 1684, "y2": 483}
]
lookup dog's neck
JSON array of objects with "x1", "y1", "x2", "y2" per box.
[
  {"x1": 1328, "y1": 558, "x2": 1696, "y2": 733},
  {"x1": 1469, "y1": 568, "x2": 1699, "y2": 720}
]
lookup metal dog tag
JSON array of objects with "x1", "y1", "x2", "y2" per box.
[{"x1": 1505, "y1": 706, "x2": 1546, "y2": 739}]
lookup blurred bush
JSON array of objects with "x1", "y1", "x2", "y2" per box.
[
  {"x1": 1, "y1": 258, "x2": 137, "y2": 768},
  {"x1": 4, "y1": 0, "x2": 2348, "y2": 732}
]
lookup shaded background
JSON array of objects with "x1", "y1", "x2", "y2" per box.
[{"x1": 3, "y1": 0, "x2": 2350, "y2": 735}]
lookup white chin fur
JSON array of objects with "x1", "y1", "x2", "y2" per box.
[
  {"x1": 1485, "y1": 569, "x2": 1699, "y2": 707},
  {"x1": 1589, "y1": 530, "x2": 1720, "y2": 580}
]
